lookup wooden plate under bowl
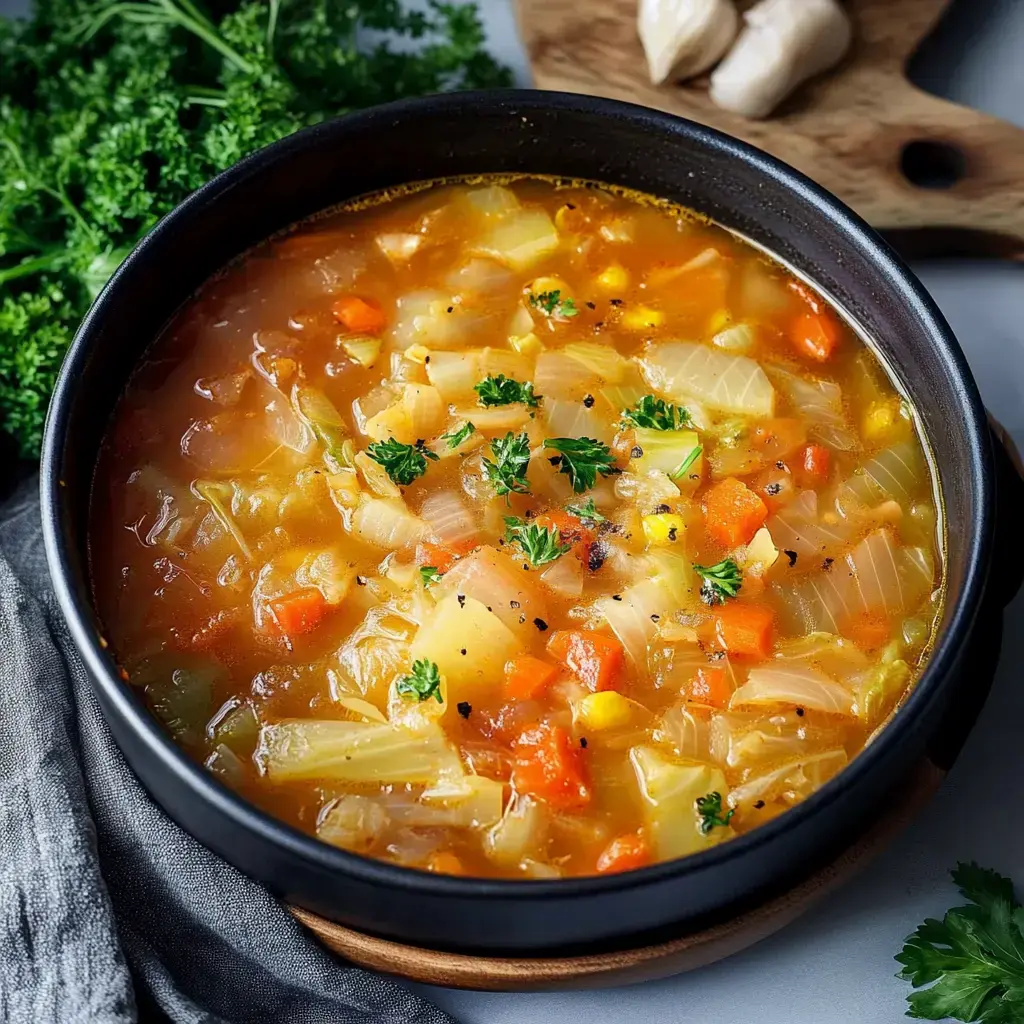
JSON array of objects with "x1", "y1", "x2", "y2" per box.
[{"x1": 291, "y1": 759, "x2": 943, "y2": 991}]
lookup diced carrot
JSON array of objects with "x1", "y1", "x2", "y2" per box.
[
  {"x1": 512, "y1": 721, "x2": 591, "y2": 810},
  {"x1": 791, "y1": 311, "x2": 839, "y2": 363},
  {"x1": 703, "y1": 477, "x2": 769, "y2": 548},
  {"x1": 798, "y1": 443, "x2": 831, "y2": 486},
  {"x1": 715, "y1": 603, "x2": 775, "y2": 658},
  {"x1": 414, "y1": 542, "x2": 457, "y2": 574},
  {"x1": 843, "y1": 611, "x2": 890, "y2": 651},
  {"x1": 596, "y1": 832, "x2": 651, "y2": 874},
  {"x1": 426, "y1": 851, "x2": 466, "y2": 875},
  {"x1": 547, "y1": 629, "x2": 625, "y2": 692},
  {"x1": 535, "y1": 510, "x2": 596, "y2": 566},
  {"x1": 682, "y1": 666, "x2": 731, "y2": 708},
  {"x1": 504, "y1": 655, "x2": 560, "y2": 701},
  {"x1": 331, "y1": 295, "x2": 387, "y2": 334},
  {"x1": 269, "y1": 588, "x2": 327, "y2": 636}
]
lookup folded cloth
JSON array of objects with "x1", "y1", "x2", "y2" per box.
[{"x1": 0, "y1": 477, "x2": 455, "y2": 1024}]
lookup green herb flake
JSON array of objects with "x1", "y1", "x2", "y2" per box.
[
  {"x1": 419, "y1": 566, "x2": 443, "y2": 588},
  {"x1": 440, "y1": 421, "x2": 476, "y2": 449},
  {"x1": 396, "y1": 659, "x2": 443, "y2": 703},
  {"x1": 693, "y1": 559, "x2": 743, "y2": 605},
  {"x1": 474, "y1": 374, "x2": 541, "y2": 409},
  {"x1": 544, "y1": 437, "x2": 619, "y2": 493},
  {"x1": 896, "y1": 862, "x2": 1024, "y2": 1022},
  {"x1": 528, "y1": 289, "x2": 578, "y2": 319},
  {"x1": 483, "y1": 431, "x2": 532, "y2": 499},
  {"x1": 695, "y1": 791, "x2": 734, "y2": 835},
  {"x1": 670, "y1": 445, "x2": 703, "y2": 480},
  {"x1": 622, "y1": 395, "x2": 691, "y2": 431},
  {"x1": 504, "y1": 517, "x2": 570, "y2": 568},
  {"x1": 366, "y1": 438, "x2": 438, "y2": 486},
  {"x1": 565, "y1": 498, "x2": 607, "y2": 524}
]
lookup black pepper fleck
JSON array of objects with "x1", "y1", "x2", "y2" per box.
[
  {"x1": 784, "y1": 549, "x2": 798, "y2": 567},
  {"x1": 765, "y1": 482, "x2": 782, "y2": 496},
  {"x1": 525, "y1": 509, "x2": 536, "y2": 519},
  {"x1": 754, "y1": 800, "x2": 766, "y2": 809},
  {"x1": 510, "y1": 600, "x2": 521, "y2": 609},
  {"x1": 822, "y1": 557, "x2": 834, "y2": 572},
  {"x1": 533, "y1": 617, "x2": 549, "y2": 632},
  {"x1": 594, "y1": 321, "x2": 605, "y2": 329},
  {"x1": 796, "y1": 707, "x2": 805, "y2": 717},
  {"x1": 446, "y1": 305, "x2": 453, "y2": 313},
  {"x1": 519, "y1": 614, "x2": 527, "y2": 624},
  {"x1": 460, "y1": 648, "x2": 467, "y2": 656},
  {"x1": 588, "y1": 542, "x2": 607, "y2": 572},
  {"x1": 583, "y1": 394, "x2": 595, "y2": 408},
  {"x1": 457, "y1": 594, "x2": 466, "y2": 607},
  {"x1": 566, "y1": 202, "x2": 576, "y2": 210},
  {"x1": 612, "y1": 594, "x2": 622, "y2": 602},
  {"x1": 585, "y1": 301, "x2": 596, "y2": 310},
  {"x1": 650, "y1": 614, "x2": 660, "y2": 622},
  {"x1": 667, "y1": 527, "x2": 678, "y2": 542},
  {"x1": 355, "y1": 575, "x2": 367, "y2": 586},
  {"x1": 609, "y1": 298, "x2": 623, "y2": 306},
  {"x1": 579, "y1": 737, "x2": 588, "y2": 749},
  {"x1": 457, "y1": 701, "x2": 472, "y2": 719},
  {"x1": 775, "y1": 460, "x2": 786, "y2": 470},
  {"x1": 548, "y1": 455, "x2": 562, "y2": 466},
  {"x1": 424, "y1": 355, "x2": 430, "y2": 364},
  {"x1": 654, "y1": 504, "x2": 671, "y2": 514},
  {"x1": 630, "y1": 445, "x2": 644, "y2": 459}
]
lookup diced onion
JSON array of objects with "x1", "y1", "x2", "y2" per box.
[
  {"x1": 767, "y1": 491, "x2": 853, "y2": 558},
  {"x1": 485, "y1": 794, "x2": 547, "y2": 866},
  {"x1": 730, "y1": 665, "x2": 855, "y2": 716},
  {"x1": 712, "y1": 323, "x2": 756, "y2": 354},
  {"x1": 350, "y1": 497, "x2": 427, "y2": 550},
  {"x1": 544, "y1": 397, "x2": 616, "y2": 445},
  {"x1": 535, "y1": 350, "x2": 600, "y2": 400},
  {"x1": 765, "y1": 365, "x2": 857, "y2": 450},
  {"x1": 420, "y1": 490, "x2": 478, "y2": 547},
  {"x1": 563, "y1": 342, "x2": 632, "y2": 383},
  {"x1": 473, "y1": 208, "x2": 560, "y2": 270},
  {"x1": 727, "y1": 749, "x2": 847, "y2": 810},
  {"x1": 317, "y1": 794, "x2": 390, "y2": 852},
  {"x1": 376, "y1": 232, "x2": 422, "y2": 264},
  {"x1": 540, "y1": 554, "x2": 584, "y2": 599}
]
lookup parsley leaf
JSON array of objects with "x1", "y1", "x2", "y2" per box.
[
  {"x1": 440, "y1": 421, "x2": 476, "y2": 449},
  {"x1": 695, "y1": 792, "x2": 734, "y2": 834},
  {"x1": 419, "y1": 566, "x2": 443, "y2": 588},
  {"x1": 504, "y1": 516, "x2": 570, "y2": 568},
  {"x1": 0, "y1": 0, "x2": 510, "y2": 457},
  {"x1": 474, "y1": 374, "x2": 541, "y2": 409},
  {"x1": 896, "y1": 863, "x2": 1024, "y2": 1022},
  {"x1": 693, "y1": 559, "x2": 743, "y2": 605},
  {"x1": 565, "y1": 498, "x2": 607, "y2": 524},
  {"x1": 396, "y1": 659, "x2": 443, "y2": 703},
  {"x1": 366, "y1": 438, "x2": 438, "y2": 486},
  {"x1": 483, "y1": 431, "x2": 532, "y2": 498},
  {"x1": 622, "y1": 395, "x2": 691, "y2": 431},
  {"x1": 529, "y1": 289, "x2": 578, "y2": 318},
  {"x1": 670, "y1": 445, "x2": 703, "y2": 480},
  {"x1": 544, "y1": 437, "x2": 619, "y2": 493}
]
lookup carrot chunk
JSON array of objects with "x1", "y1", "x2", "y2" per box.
[
  {"x1": 798, "y1": 443, "x2": 831, "y2": 485},
  {"x1": 791, "y1": 311, "x2": 839, "y2": 363},
  {"x1": 703, "y1": 477, "x2": 768, "y2": 548},
  {"x1": 596, "y1": 832, "x2": 651, "y2": 874},
  {"x1": 547, "y1": 629, "x2": 624, "y2": 692},
  {"x1": 331, "y1": 295, "x2": 387, "y2": 334},
  {"x1": 512, "y1": 721, "x2": 591, "y2": 810},
  {"x1": 715, "y1": 603, "x2": 775, "y2": 658},
  {"x1": 682, "y1": 666, "x2": 731, "y2": 708},
  {"x1": 504, "y1": 656, "x2": 560, "y2": 701},
  {"x1": 426, "y1": 851, "x2": 466, "y2": 875},
  {"x1": 843, "y1": 611, "x2": 890, "y2": 651},
  {"x1": 414, "y1": 541, "x2": 460, "y2": 574},
  {"x1": 269, "y1": 588, "x2": 326, "y2": 636}
]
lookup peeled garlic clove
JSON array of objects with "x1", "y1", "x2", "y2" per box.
[
  {"x1": 639, "y1": 0, "x2": 740, "y2": 86},
  {"x1": 709, "y1": 0, "x2": 852, "y2": 119}
]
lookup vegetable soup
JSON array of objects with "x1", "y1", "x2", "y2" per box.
[{"x1": 90, "y1": 178, "x2": 942, "y2": 879}]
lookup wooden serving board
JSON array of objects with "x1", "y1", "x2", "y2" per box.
[{"x1": 513, "y1": 0, "x2": 1024, "y2": 258}]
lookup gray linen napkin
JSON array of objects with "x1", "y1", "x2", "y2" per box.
[{"x1": 0, "y1": 476, "x2": 455, "y2": 1024}]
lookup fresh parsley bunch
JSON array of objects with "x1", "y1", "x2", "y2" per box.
[{"x1": 0, "y1": 0, "x2": 510, "y2": 457}]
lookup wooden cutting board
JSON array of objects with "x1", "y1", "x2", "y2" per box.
[{"x1": 513, "y1": 0, "x2": 1024, "y2": 258}]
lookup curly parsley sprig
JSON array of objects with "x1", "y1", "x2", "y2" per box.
[
  {"x1": 396, "y1": 659, "x2": 443, "y2": 703},
  {"x1": 504, "y1": 516, "x2": 570, "y2": 568},
  {"x1": 366, "y1": 438, "x2": 438, "y2": 486},
  {"x1": 483, "y1": 431, "x2": 532, "y2": 499},
  {"x1": 474, "y1": 375, "x2": 541, "y2": 409},
  {"x1": 622, "y1": 395, "x2": 691, "y2": 431},
  {"x1": 544, "y1": 437, "x2": 619, "y2": 493},
  {"x1": 693, "y1": 559, "x2": 743, "y2": 605}
]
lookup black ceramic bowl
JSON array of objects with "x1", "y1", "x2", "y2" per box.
[{"x1": 41, "y1": 91, "x2": 1022, "y2": 956}]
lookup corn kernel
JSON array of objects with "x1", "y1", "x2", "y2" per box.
[
  {"x1": 577, "y1": 691, "x2": 632, "y2": 731},
  {"x1": 342, "y1": 336, "x2": 382, "y2": 368},
  {"x1": 402, "y1": 344, "x2": 430, "y2": 364},
  {"x1": 621, "y1": 305, "x2": 664, "y2": 330},
  {"x1": 509, "y1": 331, "x2": 544, "y2": 357},
  {"x1": 707, "y1": 309, "x2": 731, "y2": 334},
  {"x1": 595, "y1": 264, "x2": 630, "y2": 291},
  {"x1": 642, "y1": 512, "x2": 686, "y2": 546}
]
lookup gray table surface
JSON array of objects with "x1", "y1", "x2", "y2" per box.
[{"x1": 2, "y1": 0, "x2": 1022, "y2": 1021}]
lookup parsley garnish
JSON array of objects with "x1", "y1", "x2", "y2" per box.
[
  {"x1": 504, "y1": 517, "x2": 570, "y2": 568},
  {"x1": 565, "y1": 498, "x2": 607, "y2": 524},
  {"x1": 474, "y1": 374, "x2": 541, "y2": 409},
  {"x1": 544, "y1": 437, "x2": 619, "y2": 493},
  {"x1": 529, "y1": 289, "x2": 578, "y2": 319},
  {"x1": 440, "y1": 421, "x2": 476, "y2": 449},
  {"x1": 483, "y1": 431, "x2": 532, "y2": 498},
  {"x1": 365, "y1": 438, "x2": 439, "y2": 486},
  {"x1": 622, "y1": 395, "x2": 691, "y2": 431},
  {"x1": 419, "y1": 566, "x2": 443, "y2": 588},
  {"x1": 897, "y1": 862, "x2": 1024, "y2": 1022},
  {"x1": 396, "y1": 659, "x2": 443, "y2": 703},
  {"x1": 693, "y1": 559, "x2": 743, "y2": 605},
  {"x1": 670, "y1": 445, "x2": 703, "y2": 480},
  {"x1": 695, "y1": 791, "x2": 734, "y2": 834}
]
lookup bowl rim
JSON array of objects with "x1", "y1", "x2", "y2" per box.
[{"x1": 40, "y1": 88, "x2": 994, "y2": 906}]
